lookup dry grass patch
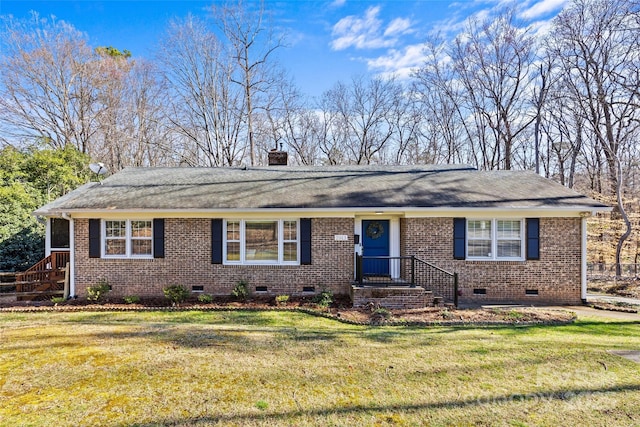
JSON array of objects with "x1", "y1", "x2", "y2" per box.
[
  {"x1": 1, "y1": 310, "x2": 639, "y2": 426},
  {"x1": 589, "y1": 279, "x2": 640, "y2": 299}
]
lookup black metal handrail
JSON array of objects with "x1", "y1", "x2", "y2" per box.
[
  {"x1": 355, "y1": 255, "x2": 415, "y2": 285},
  {"x1": 355, "y1": 255, "x2": 458, "y2": 306},
  {"x1": 413, "y1": 257, "x2": 458, "y2": 307}
]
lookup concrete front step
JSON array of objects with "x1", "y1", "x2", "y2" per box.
[{"x1": 351, "y1": 285, "x2": 433, "y2": 309}]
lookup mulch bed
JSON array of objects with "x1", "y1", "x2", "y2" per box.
[
  {"x1": 589, "y1": 302, "x2": 639, "y2": 313},
  {"x1": 0, "y1": 296, "x2": 577, "y2": 326}
]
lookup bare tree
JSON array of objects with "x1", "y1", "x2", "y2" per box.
[
  {"x1": 385, "y1": 85, "x2": 423, "y2": 165},
  {"x1": 413, "y1": 40, "x2": 471, "y2": 165},
  {"x1": 315, "y1": 95, "x2": 347, "y2": 165},
  {"x1": 539, "y1": 90, "x2": 585, "y2": 187},
  {"x1": 98, "y1": 57, "x2": 175, "y2": 169},
  {"x1": 532, "y1": 59, "x2": 553, "y2": 175},
  {"x1": 0, "y1": 14, "x2": 172, "y2": 171},
  {"x1": 548, "y1": 0, "x2": 640, "y2": 275},
  {"x1": 0, "y1": 13, "x2": 99, "y2": 153},
  {"x1": 158, "y1": 16, "x2": 247, "y2": 167},
  {"x1": 256, "y1": 71, "x2": 319, "y2": 165},
  {"x1": 215, "y1": 0, "x2": 283, "y2": 166},
  {"x1": 449, "y1": 10, "x2": 537, "y2": 170},
  {"x1": 320, "y1": 76, "x2": 400, "y2": 165}
]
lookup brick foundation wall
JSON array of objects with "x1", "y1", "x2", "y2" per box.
[
  {"x1": 351, "y1": 286, "x2": 432, "y2": 309},
  {"x1": 73, "y1": 218, "x2": 354, "y2": 299},
  {"x1": 401, "y1": 217, "x2": 583, "y2": 305}
]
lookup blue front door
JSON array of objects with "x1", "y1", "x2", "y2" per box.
[{"x1": 362, "y1": 220, "x2": 390, "y2": 276}]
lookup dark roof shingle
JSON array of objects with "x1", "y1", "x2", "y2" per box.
[{"x1": 35, "y1": 164, "x2": 609, "y2": 213}]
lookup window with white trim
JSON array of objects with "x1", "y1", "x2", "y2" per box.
[
  {"x1": 103, "y1": 220, "x2": 153, "y2": 258},
  {"x1": 467, "y1": 219, "x2": 523, "y2": 260},
  {"x1": 224, "y1": 219, "x2": 299, "y2": 265}
]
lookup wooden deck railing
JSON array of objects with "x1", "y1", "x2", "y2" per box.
[
  {"x1": 0, "y1": 251, "x2": 72, "y2": 300},
  {"x1": 16, "y1": 251, "x2": 70, "y2": 283}
]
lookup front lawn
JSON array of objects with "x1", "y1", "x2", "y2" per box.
[{"x1": 0, "y1": 310, "x2": 639, "y2": 426}]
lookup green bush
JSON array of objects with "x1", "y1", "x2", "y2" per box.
[
  {"x1": 231, "y1": 280, "x2": 249, "y2": 301},
  {"x1": 123, "y1": 295, "x2": 140, "y2": 304},
  {"x1": 370, "y1": 307, "x2": 392, "y2": 325},
  {"x1": 313, "y1": 290, "x2": 333, "y2": 308},
  {"x1": 373, "y1": 307, "x2": 391, "y2": 318},
  {"x1": 508, "y1": 309, "x2": 524, "y2": 321},
  {"x1": 198, "y1": 294, "x2": 213, "y2": 304},
  {"x1": 86, "y1": 280, "x2": 110, "y2": 303},
  {"x1": 163, "y1": 285, "x2": 189, "y2": 306},
  {"x1": 275, "y1": 294, "x2": 290, "y2": 306},
  {"x1": 51, "y1": 296, "x2": 65, "y2": 305}
]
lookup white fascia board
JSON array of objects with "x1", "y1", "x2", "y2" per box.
[
  {"x1": 51, "y1": 208, "x2": 359, "y2": 219},
  {"x1": 402, "y1": 206, "x2": 612, "y2": 218},
  {"x1": 37, "y1": 205, "x2": 611, "y2": 219}
]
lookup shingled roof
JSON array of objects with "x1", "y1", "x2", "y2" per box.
[{"x1": 34, "y1": 164, "x2": 609, "y2": 214}]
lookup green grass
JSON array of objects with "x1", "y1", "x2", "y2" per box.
[{"x1": 0, "y1": 310, "x2": 639, "y2": 426}]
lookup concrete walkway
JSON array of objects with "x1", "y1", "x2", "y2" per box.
[{"x1": 561, "y1": 293, "x2": 640, "y2": 320}]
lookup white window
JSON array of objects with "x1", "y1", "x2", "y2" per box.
[
  {"x1": 467, "y1": 219, "x2": 523, "y2": 260},
  {"x1": 103, "y1": 220, "x2": 153, "y2": 258},
  {"x1": 224, "y1": 219, "x2": 299, "y2": 265}
]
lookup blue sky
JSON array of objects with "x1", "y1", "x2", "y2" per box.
[{"x1": 0, "y1": 0, "x2": 567, "y2": 97}]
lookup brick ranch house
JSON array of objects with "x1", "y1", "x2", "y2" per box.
[{"x1": 34, "y1": 164, "x2": 609, "y2": 308}]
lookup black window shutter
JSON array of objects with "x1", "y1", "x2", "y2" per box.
[
  {"x1": 211, "y1": 219, "x2": 223, "y2": 264},
  {"x1": 89, "y1": 219, "x2": 101, "y2": 258},
  {"x1": 526, "y1": 218, "x2": 540, "y2": 260},
  {"x1": 300, "y1": 218, "x2": 312, "y2": 265},
  {"x1": 153, "y1": 219, "x2": 165, "y2": 258},
  {"x1": 453, "y1": 218, "x2": 466, "y2": 260}
]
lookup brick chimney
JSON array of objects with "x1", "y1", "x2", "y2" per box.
[{"x1": 268, "y1": 144, "x2": 288, "y2": 166}]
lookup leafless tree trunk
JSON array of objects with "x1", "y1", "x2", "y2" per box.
[
  {"x1": 413, "y1": 40, "x2": 475, "y2": 166},
  {"x1": 449, "y1": 10, "x2": 537, "y2": 170},
  {"x1": 0, "y1": 13, "x2": 100, "y2": 153},
  {"x1": 258, "y1": 71, "x2": 319, "y2": 165},
  {"x1": 533, "y1": 60, "x2": 552, "y2": 175},
  {"x1": 215, "y1": 0, "x2": 283, "y2": 166},
  {"x1": 548, "y1": 0, "x2": 640, "y2": 275},
  {"x1": 158, "y1": 16, "x2": 247, "y2": 167},
  {"x1": 320, "y1": 76, "x2": 401, "y2": 165}
]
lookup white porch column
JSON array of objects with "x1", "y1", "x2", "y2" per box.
[
  {"x1": 45, "y1": 218, "x2": 51, "y2": 257},
  {"x1": 69, "y1": 217, "x2": 75, "y2": 297},
  {"x1": 581, "y1": 216, "x2": 587, "y2": 302}
]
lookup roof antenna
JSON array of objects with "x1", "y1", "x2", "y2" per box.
[{"x1": 89, "y1": 162, "x2": 108, "y2": 184}]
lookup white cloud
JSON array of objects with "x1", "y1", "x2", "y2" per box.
[
  {"x1": 366, "y1": 44, "x2": 428, "y2": 80},
  {"x1": 526, "y1": 18, "x2": 556, "y2": 38},
  {"x1": 519, "y1": 0, "x2": 567, "y2": 20},
  {"x1": 331, "y1": 6, "x2": 414, "y2": 51},
  {"x1": 329, "y1": 0, "x2": 346, "y2": 8},
  {"x1": 331, "y1": 0, "x2": 568, "y2": 83},
  {"x1": 384, "y1": 17, "x2": 413, "y2": 37}
]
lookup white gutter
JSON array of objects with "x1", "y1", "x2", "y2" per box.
[
  {"x1": 35, "y1": 205, "x2": 613, "y2": 218},
  {"x1": 581, "y1": 216, "x2": 588, "y2": 303},
  {"x1": 61, "y1": 212, "x2": 75, "y2": 298},
  {"x1": 45, "y1": 218, "x2": 51, "y2": 257}
]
